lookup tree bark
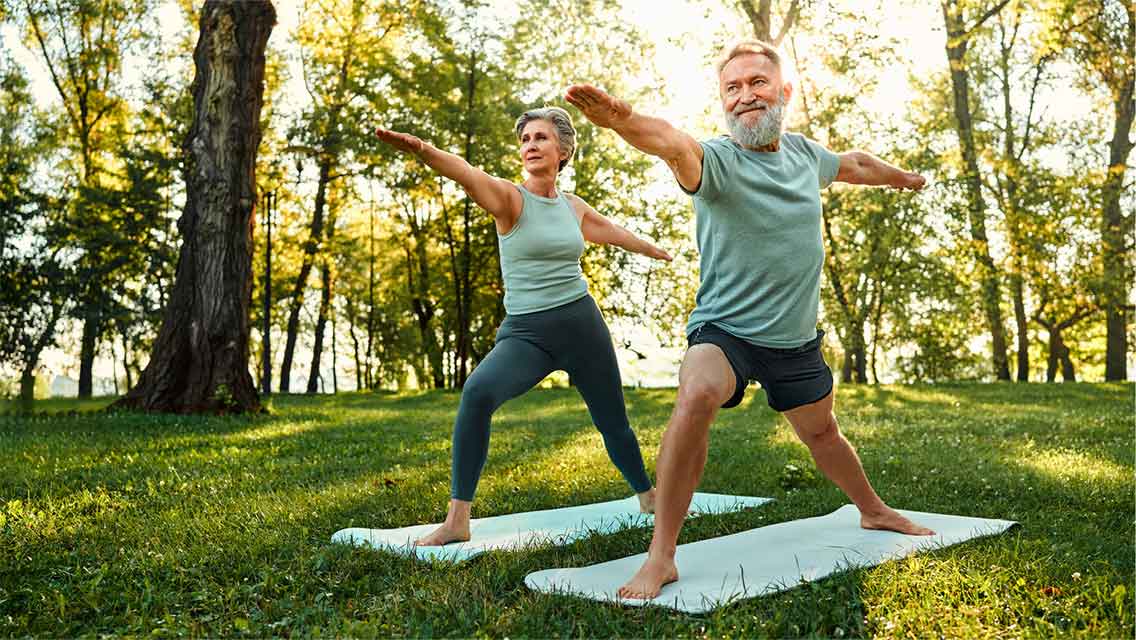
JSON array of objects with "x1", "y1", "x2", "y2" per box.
[
  {"x1": 78, "y1": 315, "x2": 98, "y2": 397},
  {"x1": 737, "y1": 0, "x2": 801, "y2": 45},
  {"x1": 113, "y1": 0, "x2": 274, "y2": 414},
  {"x1": 941, "y1": 0, "x2": 1013, "y2": 380},
  {"x1": 1103, "y1": 6, "x2": 1134, "y2": 380}
]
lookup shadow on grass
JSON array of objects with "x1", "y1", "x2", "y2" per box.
[{"x1": 2, "y1": 384, "x2": 1131, "y2": 637}]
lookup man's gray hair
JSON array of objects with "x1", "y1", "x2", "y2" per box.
[
  {"x1": 715, "y1": 39, "x2": 783, "y2": 78},
  {"x1": 514, "y1": 106, "x2": 577, "y2": 171}
]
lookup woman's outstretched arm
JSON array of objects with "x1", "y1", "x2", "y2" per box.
[
  {"x1": 375, "y1": 127, "x2": 522, "y2": 222},
  {"x1": 569, "y1": 195, "x2": 672, "y2": 261}
]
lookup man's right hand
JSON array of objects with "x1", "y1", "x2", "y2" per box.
[
  {"x1": 374, "y1": 127, "x2": 425, "y2": 155},
  {"x1": 565, "y1": 84, "x2": 633, "y2": 130}
]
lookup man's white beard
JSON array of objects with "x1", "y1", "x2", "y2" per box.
[{"x1": 725, "y1": 96, "x2": 786, "y2": 148}]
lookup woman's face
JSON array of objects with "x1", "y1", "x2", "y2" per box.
[{"x1": 519, "y1": 119, "x2": 566, "y2": 175}]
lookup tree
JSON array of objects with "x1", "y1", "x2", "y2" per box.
[
  {"x1": 0, "y1": 57, "x2": 71, "y2": 408},
  {"x1": 114, "y1": 0, "x2": 275, "y2": 413},
  {"x1": 1043, "y1": 0, "x2": 1134, "y2": 380},
  {"x1": 940, "y1": 0, "x2": 1014, "y2": 380},
  {"x1": 974, "y1": 3, "x2": 1061, "y2": 381},
  {"x1": 275, "y1": 0, "x2": 413, "y2": 392},
  {"x1": 18, "y1": 0, "x2": 149, "y2": 398},
  {"x1": 733, "y1": 0, "x2": 805, "y2": 44}
]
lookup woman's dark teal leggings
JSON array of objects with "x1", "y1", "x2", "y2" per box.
[{"x1": 450, "y1": 294, "x2": 652, "y2": 501}]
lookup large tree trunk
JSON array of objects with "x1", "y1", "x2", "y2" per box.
[
  {"x1": 279, "y1": 160, "x2": 330, "y2": 392},
  {"x1": 113, "y1": 0, "x2": 274, "y2": 414},
  {"x1": 19, "y1": 365, "x2": 35, "y2": 411},
  {"x1": 941, "y1": 0, "x2": 1012, "y2": 381},
  {"x1": 77, "y1": 313, "x2": 97, "y2": 397},
  {"x1": 1103, "y1": 26, "x2": 1134, "y2": 380}
]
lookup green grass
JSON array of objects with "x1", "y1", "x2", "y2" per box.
[{"x1": 1, "y1": 383, "x2": 1132, "y2": 637}]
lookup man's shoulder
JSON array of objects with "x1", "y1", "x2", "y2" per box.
[
  {"x1": 781, "y1": 131, "x2": 830, "y2": 157},
  {"x1": 701, "y1": 135, "x2": 738, "y2": 152},
  {"x1": 780, "y1": 131, "x2": 812, "y2": 150}
]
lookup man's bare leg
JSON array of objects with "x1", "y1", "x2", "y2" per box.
[
  {"x1": 415, "y1": 499, "x2": 472, "y2": 546},
  {"x1": 618, "y1": 345, "x2": 736, "y2": 599},
  {"x1": 783, "y1": 392, "x2": 934, "y2": 535}
]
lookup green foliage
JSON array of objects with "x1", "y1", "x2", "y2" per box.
[
  {"x1": 0, "y1": 55, "x2": 72, "y2": 399},
  {"x1": 0, "y1": 384, "x2": 1131, "y2": 636}
]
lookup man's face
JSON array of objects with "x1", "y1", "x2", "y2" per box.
[{"x1": 719, "y1": 53, "x2": 792, "y2": 147}]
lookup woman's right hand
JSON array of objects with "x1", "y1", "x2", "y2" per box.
[
  {"x1": 645, "y1": 243, "x2": 673, "y2": 262},
  {"x1": 374, "y1": 127, "x2": 425, "y2": 155}
]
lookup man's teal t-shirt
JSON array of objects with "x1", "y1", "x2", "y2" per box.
[{"x1": 683, "y1": 132, "x2": 840, "y2": 348}]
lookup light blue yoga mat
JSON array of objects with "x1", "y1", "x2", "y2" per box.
[
  {"x1": 331, "y1": 492, "x2": 772, "y2": 562},
  {"x1": 524, "y1": 504, "x2": 1017, "y2": 613}
]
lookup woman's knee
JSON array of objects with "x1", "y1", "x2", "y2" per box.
[{"x1": 458, "y1": 375, "x2": 497, "y2": 413}]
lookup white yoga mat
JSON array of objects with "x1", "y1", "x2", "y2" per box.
[
  {"x1": 331, "y1": 492, "x2": 771, "y2": 562},
  {"x1": 525, "y1": 505, "x2": 1017, "y2": 613}
]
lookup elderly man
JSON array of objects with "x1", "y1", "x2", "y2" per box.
[{"x1": 565, "y1": 40, "x2": 934, "y2": 600}]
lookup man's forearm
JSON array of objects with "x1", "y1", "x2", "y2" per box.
[
  {"x1": 854, "y1": 152, "x2": 915, "y2": 188},
  {"x1": 610, "y1": 112, "x2": 689, "y2": 164}
]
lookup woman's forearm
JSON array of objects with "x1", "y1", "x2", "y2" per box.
[
  {"x1": 610, "y1": 224, "x2": 658, "y2": 258},
  {"x1": 416, "y1": 144, "x2": 477, "y2": 188}
]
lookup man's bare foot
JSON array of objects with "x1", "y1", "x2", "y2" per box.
[
  {"x1": 617, "y1": 553, "x2": 678, "y2": 600},
  {"x1": 861, "y1": 506, "x2": 935, "y2": 536},
  {"x1": 414, "y1": 522, "x2": 470, "y2": 546},
  {"x1": 637, "y1": 487, "x2": 657, "y2": 514}
]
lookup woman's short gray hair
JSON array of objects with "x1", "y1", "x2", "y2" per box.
[{"x1": 514, "y1": 107, "x2": 577, "y2": 171}]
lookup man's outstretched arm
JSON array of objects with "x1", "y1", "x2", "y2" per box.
[
  {"x1": 566, "y1": 83, "x2": 704, "y2": 193},
  {"x1": 835, "y1": 151, "x2": 927, "y2": 190}
]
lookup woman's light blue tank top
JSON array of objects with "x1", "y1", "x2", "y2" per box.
[{"x1": 497, "y1": 186, "x2": 589, "y2": 315}]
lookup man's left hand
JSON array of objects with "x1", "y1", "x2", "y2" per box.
[{"x1": 895, "y1": 172, "x2": 926, "y2": 191}]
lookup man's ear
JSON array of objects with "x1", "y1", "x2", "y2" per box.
[{"x1": 782, "y1": 81, "x2": 793, "y2": 105}]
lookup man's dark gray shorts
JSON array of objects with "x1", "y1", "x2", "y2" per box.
[{"x1": 687, "y1": 323, "x2": 834, "y2": 412}]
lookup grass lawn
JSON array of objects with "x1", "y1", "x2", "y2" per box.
[{"x1": 1, "y1": 383, "x2": 1132, "y2": 637}]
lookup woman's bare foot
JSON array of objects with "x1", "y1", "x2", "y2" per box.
[
  {"x1": 414, "y1": 522, "x2": 470, "y2": 546},
  {"x1": 637, "y1": 487, "x2": 657, "y2": 514},
  {"x1": 861, "y1": 505, "x2": 935, "y2": 535},
  {"x1": 414, "y1": 498, "x2": 473, "y2": 546},
  {"x1": 617, "y1": 552, "x2": 678, "y2": 600}
]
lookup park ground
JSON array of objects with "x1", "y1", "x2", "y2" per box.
[{"x1": 0, "y1": 383, "x2": 1132, "y2": 637}]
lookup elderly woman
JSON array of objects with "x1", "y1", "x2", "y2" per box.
[{"x1": 375, "y1": 107, "x2": 671, "y2": 546}]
